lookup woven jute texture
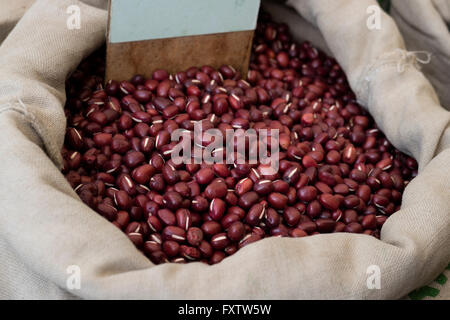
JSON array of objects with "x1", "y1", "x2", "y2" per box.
[
  {"x1": 0, "y1": 0, "x2": 448, "y2": 299},
  {"x1": 391, "y1": 0, "x2": 450, "y2": 110}
]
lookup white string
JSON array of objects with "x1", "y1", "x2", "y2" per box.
[
  {"x1": 17, "y1": 97, "x2": 27, "y2": 109},
  {"x1": 359, "y1": 49, "x2": 432, "y2": 104},
  {"x1": 364, "y1": 49, "x2": 432, "y2": 84},
  {"x1": 393, "y1": 48, "x2": 432, "y2": 73}
]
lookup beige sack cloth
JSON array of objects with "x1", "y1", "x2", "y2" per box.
[
  {"x1": 0, "y1": 0, "x2": 449, "y2": 299},
  {"x1": 0, "y1": 0, "x2": 34, "y2": 45},
  {"x1": 391, "y1": 0, "x2": 450, "y2": 109}
]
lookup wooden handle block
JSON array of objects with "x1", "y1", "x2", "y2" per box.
[
  {"x1": 105, "y1": 0, "x2": 260, "y2": 82},
  {"x1": 105, "y1": 30, "x2": 254, "y2": 82}
]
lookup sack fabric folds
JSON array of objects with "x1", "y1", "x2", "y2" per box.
[
  {"x1": 0, "y1": 0, "x2": 449, "y2": 299},
  {"x1": 391, "y1": 0, "x2": 450, "y2": 109}
]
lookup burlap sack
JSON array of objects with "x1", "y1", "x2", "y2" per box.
[
  {"x1": 391, "y1": 0, "x2": 450, "y2": 109},
  {"x1": 0, "y1": 0, "x2": 34, "y2": 45},
  {"x1": 0, "y1": 0, "x2": 449, "y2": 299}
]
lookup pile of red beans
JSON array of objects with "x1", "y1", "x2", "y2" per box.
[{"x1": 62, "y1": 12, "x2": 418, "y2": 265}]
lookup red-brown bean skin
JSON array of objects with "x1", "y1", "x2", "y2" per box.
[
  {"x1": 227, "y1": 221, "x2": 245, "y2": 242},
  {"x1": 268, "y1": 193, "x2": 288, "y2": 210},
  {"x1": 201, "y1": 221, "x2": 222, "y2": 237},
  {"x1": 186, "y1": 227, "x2": 203, "y2": 246}
]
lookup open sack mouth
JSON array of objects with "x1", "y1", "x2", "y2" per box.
[
  {"x1": 62, "y1": 11, "x2": 418, "y2": 266},
  {"x1": 62, "y1": 10, "x2": 419, "y2": 265}
]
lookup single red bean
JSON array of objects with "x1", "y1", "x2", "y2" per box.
[
  {"x1": 162, "y1": 163, "x2": 180, "y2": 185},
  {"x1": 238, "y1": 234, "x2": 262, "y2": 248},
  {"x1": 357, "y1": 185, "x2": 371, "y2": 203},
  {"x1": 283, "y1": 207, "x2": 301, "y2": 226},
  {"x1": 343, "y1": 195, "x2": 360, "y2": 209},
  {"x1": 195, "y1": 168, "x2": 215, "y2": 185},
  {"x1": 66, "y1": 127, "x2": 84, "y2": 150},
  {"x1": 291, "y1": 228, "x2": 308, "y2": 237},
  {"x1": 147, "y1": 215, "x2": 163, "y2": 233},
  {"x1": 342, "y1": 144, "x2": 357, "y2": 164},
  {"x1": 131, "y1": 164, "x2": 155, "y2": 184},
  {"x1": 115, "y1": 211, "x2": 130, "y2": 228},
  {"x1": 349, "y1": 169, "x2": 367, "y2": 183},
  {"x1": 148, "y1": 250, "x2": 167, "y2": 264},
  {"x1": 376, "y1": 158, "x2": 393, "y2": 171},
  {"x1": 128, "y1": 233, "x2": 143, "y2": 247},
  {"x1": 198, "y1": 240, "x2": 213, "y2": 258},
  {"x1": 306, "y1": 200, "x2": 322, "y2": 219},
  {"x1": 149, "y1": 174, "x2": 165, "y2": 192},
  {"x1": 235, "y1": 178, "x2": 253, "y2": 196},
  {"x1": 123, "y1": 151, "x2": 145, "y2": 168},
  {"x1": 162, "y1": 226, "x2": 186, "y2": 242},
  {"x1": 344, "y1": 222, "x2": 363, "y2": 233},
  {"x1": 211, "y1": 233, "x2": 230, "y2": 250},
  {"x1": 204, "y1": 179, "x2": 228, "y2": 199},
  {"x1": 319, "y1": 194, "x2": 340, "y2": 211},
  {"x1": 372, "y1": 194, "x2": 390, "y2": 209},
  {"x1": 334, "y1": 183, "x2": 349, "y2": 195},
  {"x1": 238, "y1": 191, "x2": 260, "y2": 209},
  {"x1": 143, "y1": 241, "x2": 161, "y2": 255},
  {"x1": 201, "y1": 221, "x2": 222, "y2": 237},
  {"x1": 283, "y1": 166, "x2": 300, "y2": 185},
  {"x1": 297, "y1": 186, "x2": 317, "y2": 202},
  {"x1": 245, "y1": 203, "x2": 265, "y2": 226},
  {"x1": 227, "y1": 221, "x2": 245, "y2": 242},
  {"x1": 175, "y1": 208, "x2": 192, "y2": 230},
  {"x1": 114, "y1": 190, "x2": 131, "y2": 210},
  {"x1": 163, "y1": 191, "x2": 183, "y2": 210},
  {"x1": 315, "y1": 218, "x2": 336, "y2": 233},
  {"x1": 209, "y1": 198, "x2": 226, "y2": 221},
  {"x1": 253, "y1": 179, "x2": 274, "y2": 195},
  {"x1": 209, "y1": 251, "x2": 226, "y2": 264},
  {"x1": 191, "y1": 195, "x2": 209, "y2": 212},
  {"x1": 298, "y1": 221, "x2": 317, "y2": 234},
  {"x1": 318, "y1": 170, "x2": 336, "y2": 186},
  {"x1": 117, "y1": 174, "x2": 136, "y2": 195},
  {"x1": 158, "y1": 209, "x2": 176, "y2": 226},
  {"x1": 180, "y1": 245, "x2": 202, "y2": 261},
  {"x1": 268, "y1": 192, "x2": 288, "y2": 210},
  {"x1": 264, "y1": 208, "x2": 280, "y2": 228},
  {"x1": 93, "y1": 133, "x2": 112, "y2": 147},
  {"x1": 220, "y1": 213, "x2": 240, "y2": 229},
  {"x1": 186, "y1": 227, "x2": 203, "y2": 246},
  {"x1": 361, "y1": 214, "x2": 377, "y2": 229},
  {"x1": 162, "y1": 241, "x2": 180, "y2": 257}
]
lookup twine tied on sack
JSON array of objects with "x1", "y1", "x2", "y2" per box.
[
  {"x1": 365, "y1": 48, "x2": 432, "y2": 81},
  {"x1": 367, "y1": 48, "x2": 432, "y2": 78},
  {"x1": 355, "y1": 48, "x2": 432, "y2": 104},
  {"x1": 393, "y1": 49, "x2": 432, "y2": 73}
]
